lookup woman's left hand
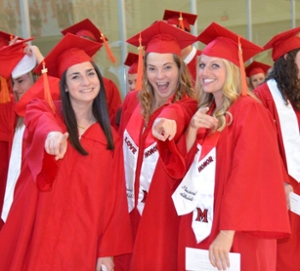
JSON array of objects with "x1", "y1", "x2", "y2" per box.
[
  {"x1": 152, "y1": 118, "x2": 176, "y2": 141},
  {"x1": 209, "y1": 230, "x2": 235, "y2": 270},
  {"x1": 96, "y1": 257, "x2": 114, "y2": 271}
]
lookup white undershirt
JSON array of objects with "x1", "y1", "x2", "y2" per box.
[{"x1": 1, "y1": 124, "x2": 25, "y2": 222}]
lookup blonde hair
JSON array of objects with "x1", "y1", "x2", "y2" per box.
[
  {"x1": 139, "y1": 53, "x2": 196, "y2": 124},
  {"x1": 196, "y1": 58, "x2": 258, "y2": 132}
]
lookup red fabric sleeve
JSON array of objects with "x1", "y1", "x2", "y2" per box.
[{"x1": 23, "y1": 99, "x2": 64, "y2": 190}]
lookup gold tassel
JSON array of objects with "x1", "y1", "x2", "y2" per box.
[
  {"x1": 0, "y1": 76, "x2": 11, "y2": 103},
  {"x1": 101, "y1": 33, "x2": 116, "y2": 63},
  {"x1": 42, "y1": 62, "x2": 56, "y2": 113},
  {"x1": 178, "y1": 12, "x2": 185, "y2": 30},
  {"x1": 135, "y1": 33, "x2": 144, "y2": 91},
  {"x1": 238, "y1": 36, "x2": 248, "y2": 96}
]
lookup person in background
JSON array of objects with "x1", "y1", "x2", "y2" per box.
[
  {"x1": 163, "y1": 9, "x2": 202, "y2": 85},
  {"x1": 115, "y1": 20, "x2": 198, "y2": 270},
  {"x1": 153, "y1": 22, "x2": 290, "y2": 271},
  {"x1": 0, "y1": 40, "x2": 58, "y2": 230},
  {"x1": 61, "y1": 18, "x2": 122, "y2": 128},
  {"x1": 254, "y1": 26, "x2": 300, "y2": 271},
  {"x1": 124, "y1": 52, "x2": 139, "y2": 92},
  {"x1": 0, "y1": 33, "x2": 132, "y2": 271},
  {"x1": 245, "y1": 60, "x2": 271, "y2": 90}
]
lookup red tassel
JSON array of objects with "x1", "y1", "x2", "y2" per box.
[
  {"x1": 178, "y1": 12, "x2": 185, "y2": 30},
  {"x1": 101, "y1": 33, "x2": 116, "y2": 63},
  {"x1": 135, "y1": 34, "x2": 144, "y2": 91},
  {"x1": 238, "y1": 36, "x2": 248, "y2": 96},
  {"x1": 42, "y1": 62, "x2": 56, "y2": 113},
  {"x1": 0, "y1": 76, "x2": 11, "y2": 104}
]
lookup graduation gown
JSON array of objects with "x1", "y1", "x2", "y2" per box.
[
  {"x1": 185, "y1": 47, "x2": 202, "y2": 86},
  {"x1": 103, "y1": 77, "x2": 122, "y2": 128},
  {"x1": 255, "y1": 82, "x2": 300, "y2": 271},
  {"x1": 0, "y1": 76, "x2": 60, "y2": 230},
  {"x1": 117, "y1": 91, "x2": 197, "y2": 271},
  {"x1": 161, "y1": 96, "x2": 290, "y2": 271},
  {"x1": 0, "y1": 100, "x2": 132, "y2": 271}
]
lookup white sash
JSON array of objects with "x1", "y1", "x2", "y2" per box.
[
  {"x1": 267, "y1": 79, "x2": 300, "y2": 183},
  {"x1": 172, "y1": 143, "x2": 217, "y2": 243},
  {"x1": 1, "y1": 125, "x2": 25, "y2": 222},
  {"x1": 123, "y1": 130, "x2": 159, "y2": 215},
  {"x1": 123, "y1": 130, "x2": 138, "y2": 213}
]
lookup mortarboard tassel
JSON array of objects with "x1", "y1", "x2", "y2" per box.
[
  {"x1": 101, "y1": 33, "x2": 116, "y2": 63},
  {"x1": 135, "y1": 33, "x2": 144, "y2": 91},
  {"x1": 178, "y1": 12, "x2": 185, "y2": 30},
  {"x1": 42, "y1": 62, "x2": 56, "y2": 113},
  {"x1": 0, "y1": 76, "x2": 11, "y2": 103},
  {"x1": 238, "y1": 36, "x2": 248, "y2": 96}
]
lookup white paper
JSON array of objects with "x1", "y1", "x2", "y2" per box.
[
  {"x1": 290, "y1": 192, "x2": 300, "y2": 216},
  {"x1": 186, "y1": 247, "x2": 240, "y2": 271},
  {"x1": 101, "y1": 265, "x2": 108, "y2": 271}
]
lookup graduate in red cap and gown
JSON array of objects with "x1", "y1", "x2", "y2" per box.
[
  {"x1": 124, "y1": 52, "x2": 139, "y2": 92},
  {"x1": 163, "y1": 9, "x2": 202, "y2": 86},
  {"x1": 61, "y1": 18, "x2": 122, "y2": 128},
  {"x1": 153, "y1": 22, "x2": 291, "y2": 271},
  {"x1": 0, "y1": 40, "x2": 59, "y2": 230},
  {"x1": 254, "y1": 27, "x2": 300, "y2": 271},
  {"x1": 0, "y1": 33, "x2": 132, "y2": 271},
  {"x1": 115, "y1": 20, "x2": 198, "y2": 271},
  {"x1": 245, "y1": 60, "x2": 271, "y2": 90}
]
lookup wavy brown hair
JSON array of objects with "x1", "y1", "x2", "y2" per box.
[
  {"x1": 138, "y1": 53, "x2": 196, "y2": 124},
  {"x1": 266, "y1": 48, "x2": 300, "y2": 110}
]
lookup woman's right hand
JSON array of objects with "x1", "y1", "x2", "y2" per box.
[
  {"x1": 45, "y1": 132, "x2": 69, "y2": 160},
  {"x1": 190, "y1": 107, "x2": 218, "y2": 130}
]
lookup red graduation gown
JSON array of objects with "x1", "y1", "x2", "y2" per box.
[
  {"x1": 255, "y1": 82, "x2": 300, "y2": 271},
  {"x1": 0, "y1": 102, "x2": 16, "y2": 229},
  {"x1": 161, "y1": 96, "x2": 290, "y2": 271},
  {"x1": 117, "y1": 91, "x2": 197, "y2": 271},
  {"x1": 0, "y1": 76, "x2": 60, "y2": 230},
  {"x1": 186, "y1": 48, "x2": 202, "y2": 86},
  {"x1": 0, "y1": 100, "x2": 132, "y2": 271},
  {"x1": 103, "y1": 77, "x2": 122, "y2": 128}
]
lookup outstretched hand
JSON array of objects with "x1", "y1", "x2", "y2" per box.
[
  {"x1": 152, "y1": 118, "x2": 177, "y2": 141},
  {"x1": 45, "y1": 132, "x2": 69, "y2": 160}
]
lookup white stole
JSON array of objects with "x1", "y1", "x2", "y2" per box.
[
  {"x1": 172, "y1": 132, "x2": 219, "y2": 243},
  {"x1": 267, "y1": 79, "x2": 300, "y2": 183}
]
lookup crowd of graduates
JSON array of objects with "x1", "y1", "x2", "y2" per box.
[{"x1": 0, "y1": 8, "x2": 299, "y2": 271}]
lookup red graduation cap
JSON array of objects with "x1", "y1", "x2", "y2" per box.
[
  {"x1": 197, "y1": 22, "x2": 263, "y2": 95},
  {"x1": 245, "y1": 61, "x2": 271, "y2": 77},
  {"x1": 34, "y1": 33, "x2": 101, "y2": 112},
  {"x1": 163, "y1": 9, "x2": 197, "y2": 32},
  {"x1": 61, "y1": 18, "x2": 115, "y2": 63},
  {"x1": 126, "y1": 20, "x2": 197, "y2": 91},
  {"x1": 263, "y1": 26, "x2": 300, "y2": 61},
  {"x1": 0, "y1": 30, "x2": 23, "y2": 48},
  {"x1": 34, "y1": 33, "x2": 101, "y2": 78},
  {"x1": 124, "y1": 52, "x2": 139, "y2": 74},
  {"x1": 14, "y1": 75, "x2": 61, "y2": 117},
  {"x1": 0, "y1": 38, "x2": 33, "y2": 79},
  {"x1": 198, "y1": 22, "x2": 263, "y2": 66}
]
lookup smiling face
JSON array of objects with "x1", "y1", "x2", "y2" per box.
[
  {"x1": 12, "y1": 73, "x2": 35, "y2": 102},
  {"x1": 146, "y1": 52, "x2": 179, "y2": 105},
  {"x1": 65, "y1": 61, "x2": 100, "y2": 107},
  {"x1": 198, "y1": 54, "x2": 227, "y2": 106}
]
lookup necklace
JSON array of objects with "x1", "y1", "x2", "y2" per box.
[{"x1": 77, "y1": 118, "x2": 94, "y2": 130}]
